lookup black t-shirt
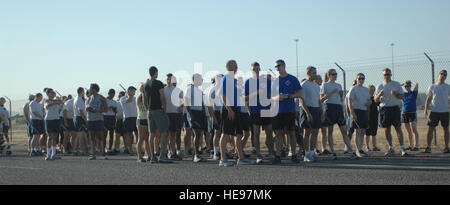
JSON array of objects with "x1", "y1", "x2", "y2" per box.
[
  {"x1": 144, "y1": 79, "x2": 164, "y2": 110},
  {"x1": 368, "y1": 96, "x2": 379, "y2": 120}
]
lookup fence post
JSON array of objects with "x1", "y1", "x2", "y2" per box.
[
  {"x1": 335, "y1": 63, "x2": 346, "y2": 95},
  {"x1": 424, "y1": 52, "x2": 437, "y2": 146}
]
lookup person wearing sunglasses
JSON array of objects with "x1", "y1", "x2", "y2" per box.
[
  {"x1": 374, "y1": 68, "x2": 408, "y2": 157},
  {"x1": 321, "y1": 69, "x2": 357, "y2": 160},
  {"x1": 401, "y1": 80, "x2": 420, "y2": 151},
  {"x1": 424, "y1": 70, "x2": 449, "y2": 153},
  {"x1": 348, "y1": 73, "x2": 371, "y2": 158}
]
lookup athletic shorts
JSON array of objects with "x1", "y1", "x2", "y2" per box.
[
  {"x1": 325, "y1": 104, "x2": 346, "y2": 126},
  {"x1": 365, "y1": 120, "x2": 378, "y2": 136},
  {"x1": 148, "y1": 109, "x2": 169, "y2": 133},
  {"x1": 379, "y1": 106, "x2": 401, "y2": 128},
  {"x1": 240, "y1": 112, "x2": 251, "y2": 132},
  {"x1": 123, "y1": 117, "x2": 137, "y2": 133},
  {"x1": 138, "y1": 119, "x2": 148, "y2": 126},
  {"x1": 273, "y1": 112, "x2": 296, "y2": 131},
  {"x1": 250, "y1": 113, "x2": 272, "y2": 126},
  {"x1": 183, "y1": 113, "x2": 190, "y2": 129},
  {"x1": 75, "y1": 116, "x2": 87, "y2": 132},
  {"x1": 2, "y1": 124, "x2": 9, "y2": 134},
  {"x1": 45, "y1": 119, "x2": 60, "y2": 134},
  {"x1": 351, "y1": 109, "x2": 368, "y2": 130},
  {"x1": 104, "y1": 115, "x2": 116, "y2": 131},
  {"x1": 402, "y1": 112, "x2": 417, "y2": 123},
  {"x1": 428, "y1": 112, "x2": 449, "y2": 128},
  {"x1": 299, "y1": 107, "x2": 322, "y2": 129},
  {"x1": 189, "y1": 110, "x2": 206, "y2": 131},
  {"x1": 62, "y1": 118, "x2": 75, "y2": 132},
  {"x1": 115, "y1": 119, "x2": 124, "y2": 135},
  {"x1": 31, "y1": 119, "x2": 45, "y2": 135},
  {"x1": 168, "y1": 113, "x2": 183, "y2": 132},
  {"x1": 87, "y1": 120, "x2": 105, "y2": 132},
  {"x1": 26, "y1": 121, "x2": 33, "y2": 137},
  {"x1": 213, "y1": 110, "x2": 222, "y2": 131},
  {"x1": 222, "y1": 107, "x2": 244, "y2": 136}
]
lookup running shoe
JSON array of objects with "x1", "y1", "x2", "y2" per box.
[
  {"x1": 372, "y1": 146, "x2": 381, "y2": 151},
  {"x1": 51, "y1": 155, "x2": 61, "y2": 160},
  {"x1": 251, "y1": 147, "x2": 257, "y2": 154},
  {"x1": 137, "y1": 158, "x2": 146, "y2": 163},
  {"x1": 88, "y1": 155, "x2": 96, "y2": 160},
  {"x1": 212, "y1": 154, "x2": 220, "y2": 161},
  {"x1": 385, "y1": 148, "x2": 395, "y2": 157},
  {"x1": 149, "y1": 157, "x2": 158, "y2": 164},
  {"x1": 401, "y1": 151, "x2": 409, "y2": 157},
  {"x1": 237, "y1": 158, "x2": 256, "y2": 165},
  {"x1": 365, "y1": 147, "x2": 371, "y2": 152},
  {"x1": 411, "y1": 147, "x2": 420, "y2": 152},
  {"x1": 331, "y1": 153, "x2": 337, "y2": 160},
  {"x1": 443, "y1": 147, "x2": 450, "y2": 154},
  {"x1": 350, "y1": 152, "x2": 359, "y2": 160},
  {"x1": 45, "y1": 156, "x2": 51, "y2": 161},
  {"x1": 266, "y1": 154, "x2": 276, "y2": 159},
  {"x1": 256, "y1": 156, "x2": 263, "y2": 164},
  {"x1": 280, "y1": 150, "x2": 286, "y2": 158},
  {"x1": 358, "y1": 150, "x2": 368, "y2": 157},
  {"x1": 321, "y1": 149, "x2": 331, "y2": 155},
  {"x1": 423, "y1": 147, "x2": 432, "y2": 153},
  {"x1": 219, "y1": 160, "x2": 234, "y2": 167},
  {"x1": 159, "y1": 156, "x2": 173, "y2": 163},
  {"x1": 193, "y1": 155, "x2": 202, "y2": 163},
  {"x1": 288, "y1": 151, "x2": 293, "y2": 157}
]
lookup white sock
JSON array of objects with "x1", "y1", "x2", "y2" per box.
[
  {"x1": 213, "y1": 147, "x2": 218, "y2": 155},
  {"x1": 344, "y1": 145, "x2": 348, "y2": 151},
  {"x1": 52, "y1": 146, "x2": 56, "y2": 156},
  {"x1": 47, "y1": 148, "x2": 51, "y2": 157}
]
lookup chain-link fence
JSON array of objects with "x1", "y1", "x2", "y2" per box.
[{"x1": 286, "y1": 50, "x2": 450, "y2": 110}]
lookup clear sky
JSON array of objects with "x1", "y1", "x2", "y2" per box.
[{"x1": 1, "y1": 0, "x2": 450, "y2": 105}]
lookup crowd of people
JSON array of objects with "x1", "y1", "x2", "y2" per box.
[{"x1": 0, "y1": 61, "x2": 448, "y2": 166}]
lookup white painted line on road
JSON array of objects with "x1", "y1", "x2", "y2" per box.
[
  {"x1": 311, "y1": 164, "x2": 450, "y2": 171},
  {"x1": 0, "y1": 166, "x2": 42, "y2": 170}
]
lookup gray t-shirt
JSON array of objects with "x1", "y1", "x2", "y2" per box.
[
  {"x1": 427, "y1": 83, "x2": 450, "y2": 113},
  {"x1": 375, "y1": 80, "x2": 404, "y2": 107},
  {"x1": 321, "y1": 82, "x2": 342, "y2": 105},
  {"x1": 349, "y1": 85, "x2": 370, "y2": 111},
  {"x1": 301, "y1": 80, "x2": 320, "y2": 108},
  {"x1": 164, "y1": 86, "x2": 184, "y2": 114}
]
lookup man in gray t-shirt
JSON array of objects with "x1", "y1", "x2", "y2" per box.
[
  {"x1": 424, "y1": 70, "x2": 449, "y2": 153},
  {"x1": 163, "y1": 74, "x2": 184, "y2": 159},
  {"x1": 374, "y1": 68, "x2": 407, "y2": 157}
]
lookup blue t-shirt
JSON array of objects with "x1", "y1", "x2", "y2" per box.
[
  {"x1": 402, "y1": 90, "x2": 418, "y2": 112},
  {"x1": 220, "y1": 75, "x2": 238, "y2": 108},
  {"x1": 244, "y1": 77, "x2": 271, "y2": 114},
  {"x1": 273, "y1": 74, "x2": 302, "y2": 113}
]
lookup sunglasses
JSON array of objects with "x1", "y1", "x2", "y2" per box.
[
  {"x1": 358, "y1": 78, "x2": 365, "y2": 80},
  {"x1": 275, "y1": 64, "x2": 282, "y2": 68},
  {"x1": 330, "y1": 73, "x2": 337, "y2": 76},
  {"x1": 384, "y1": 73, "x2": 392, "y2": 76},
  {"x1": 440, "y1": 73, "x2": 447, "y2": 76}
]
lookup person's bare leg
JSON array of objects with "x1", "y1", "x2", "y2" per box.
[
  {"x1": 288, "y1": 130, "x2": 297, "y2": 156},
  {"x1": 176, "y1": 130, "x2": 181, "y2": 151},
  {"x1": 303, "y1": 128, "x2": 311, "y2": 152},
  {"x1": 89, "y1": 131, "x2": 96, "y2": 157},
  {"x1": 193, "y1": 129, "x2": 202, "y2": 156},
  {"x1": 265, "y1": 125, "x2": 275, "y2": 155},
  {"x1": 444, "y1": 126, "x2": 449, "y2": 148},
  {"x1": 274, "y1": 130, "x2": 284, "y2": 157},
  {"x1": 159, "y1": 132, "x2": 169, "y2": 158},
  {"x1": 385, "y1": 127, "x2": 393, "y2": 147},
  {"x1": 394, "y1": 126, "x2": 405, "y2": 147},
  {"x1": 411, "y1": 123, "x2": 420, "y2": 148},
  {"x1": 155, "y1": 131, "x2": 160, "y2": 154},
  {"x1": 309, "y1": 129, "x2": 319, "y2": 151},
  {"x1": 253, "y1": 125, "x2": 261, "y2": 156},
  {"x1": 149, "y1": 132, "x2": 156, "y2": 159},
  {"x1": 137, "y1": 126, "x2": 145, "y2": 159},
  {"x1": 328, "y1": 126, "x2": 335, "y2": 152},
  {"x1": 98, "y1": 131, "x2": 105, "y2": 156},
  {"x1": 184, "y1": 128, "x2": 192, "y2": 153},
  {"x1": 63, "y1": 131, "x2": 71, "y2": 153},
  {"x1": 339, "y1": 126, "x2": 353, "y2": 152},
  {"x1": 404, "y1": 123, "x2": 413, "y2": 148},
  {"x1": 219, "y1": 134, "x2": 229, "y2": 161},
  {"x1": 234, "y1": 134, "x2": 244, "y2": 159},
  {"x1": 372, "y1": 135, "x2": 377, "y2": 148},
  {"x1": 205, "y1": 131, "x2": 212, "y2": 151},
  {"x1": 321, "y1": 128, "x2": 327, "y2": 151}
]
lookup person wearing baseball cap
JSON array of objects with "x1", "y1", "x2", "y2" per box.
[{"x1": 401, "y1": 80, "x2": 420, "y2": 151}]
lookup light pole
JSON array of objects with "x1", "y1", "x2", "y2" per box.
[
  {"x1": 295, "y1": 38, "x2": 299, "y2": 78},
  {"x1": 390, "y1": 43, "x2": 395, "y2": 75}
]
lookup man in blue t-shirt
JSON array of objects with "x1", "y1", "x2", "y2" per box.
[
  {"x1": 218, "y1": 60, "x2": 256, "y2": 167},
  {"x1": 270, "y1": 59, "x2": 305, "y2": 164},
  {"x1": 401, "y1": 80, "x2": 420, "y2": 151},
  {"x1": 244, "y1": 62, "x2": 273, "y2": 164}
]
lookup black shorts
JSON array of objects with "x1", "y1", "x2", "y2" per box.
[
  {"x1": 189, "y1": 110, "x2": 206, "y2": 131},
  {"x1": 351, "y1": 109, "x2": 368, "y2": 130},
  {"x1": 115, "y1": 119, "x2": 124, "y2": 135},
  {"x1": 379, "y1": 106, "x2": 401, "y2": 128},
  {"x1": 2, "y1": 124, "x2": 9, "y2": 134},
  {"x1": 31, "y1": 119, "x2": 45, "y2": 135},
  {"x1": 273, "y1": 112, "x2": 296, "y2": 131},
  {"x1": 104, "y1": 115, "x2": 116, "y2": 131},
  {"x1": 26, "y1": 121, "x2": 33, "y2": 137},
  {"x1": 428, "y1": 112, "x2": 449, "y2": 128},
  {"x1": 366, "y1": 118, "x2": 378, "y2": 136},
  {"x1": 250, "y1": 113, "x2": 272, "y2": 126},
  {"x1": 213, "y1": 110, "x2": 222, "y2": 131},
  {"x1": 87, "y1": 120, "x2": 105, "y2": 132},
  {"x1": 240, "y1": 112, "x2": 250, "y2": 132},
  {"x1": 62, "y1": 118, "x2": 75, "y2": 132},
  {"x1": 325, "y1": 104, "x2": 346, "y2": 126},
  {"x1": 300, "y1": 107, "x2": 322, "y2": 129},
  {"x1": 183, "y1": 113, "x2": 190, "y2": 129},
  {"x1": 402, "y1": 112, "x2": 417, "y2": 123},
  {"x1": 45, "y1": 119, "x2": 60, "y2": 134},
  {"x1": 168, "y1": 113, "x2": 183, "y2": 132},
  {"x1": 75, "y1": 116, "x2": 87, "y2": 132},
  {"x1": 123, "y1": 117, "x2": 137, "y2": 133},
  {"x1": 222, "y1": 107, "x2": 244, "y2": 136},
  {"x1": 138, "y1": 119, "x2": 148, "y2": 126}
]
